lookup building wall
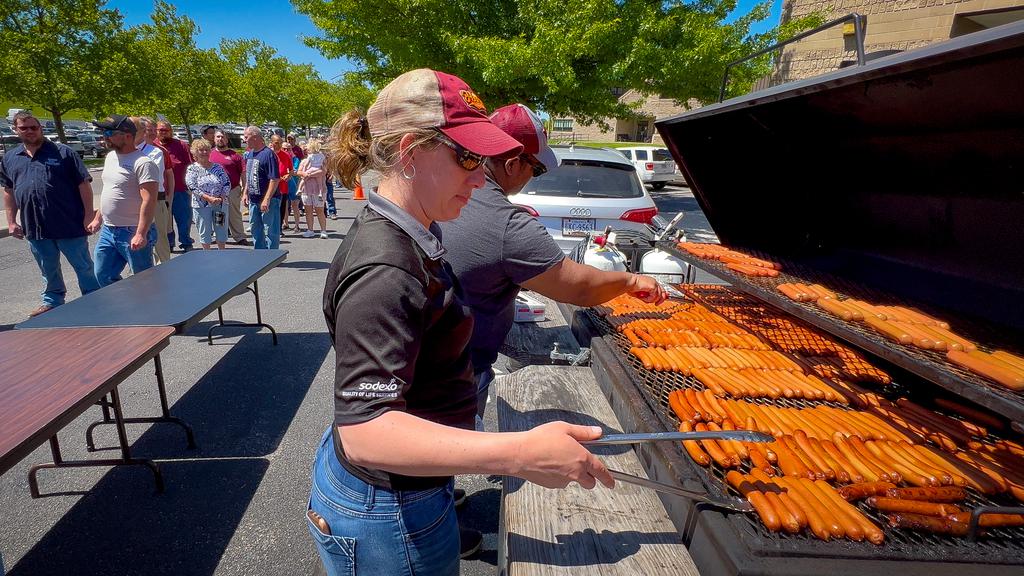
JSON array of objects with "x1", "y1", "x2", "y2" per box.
[
  {"x1": 775, "y1": 0, "x2": 1024, "y2": 81},
  {"x1": 551, "y1": 91, "x2": 697, "y2": 144}
]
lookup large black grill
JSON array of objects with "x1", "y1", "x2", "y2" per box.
[{"x1": 573, "y1": 284, "x2": 1024, "y2": 572}]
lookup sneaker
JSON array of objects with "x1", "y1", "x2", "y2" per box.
[
  {"x1": 234, "y1": 238, "x2": 250, "y2": 246},
  {"x1": 454, "y1": 488, "x2": 468, "y2": 508},
  {"x1": 28, "y1": 304, "x2": 54, "y2": 318},
  {"x1": 319, "y1": 232, "x2": 329, "y2": 239},
  {"x1": 458, "y1": 527, "x2": 482, "y2": 559},
  {"x1": 302, "y1": 230, "x2": 316, "y2": 238},
  {"x1": 328, "y1": 213, "x2": 338, "y2": 220}
]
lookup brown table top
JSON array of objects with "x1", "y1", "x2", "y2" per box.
[{"x1": 0, "y1": 326, "x2": 175, "y2": 476}]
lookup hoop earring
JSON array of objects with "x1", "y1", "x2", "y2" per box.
[{"x1": 401, "y1": 163, "x2": 416, "y2": 180}]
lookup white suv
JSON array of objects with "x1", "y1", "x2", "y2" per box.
[
  {"x1": 617, "y1": 146, "x2": 677, "y2": 190},
  {"x1": 507, "y1": 145, "x2": 658, "y2": 254}
]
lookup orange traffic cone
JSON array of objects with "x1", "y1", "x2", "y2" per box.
[{"x1": 352, "y1": 176, "x2": 366, "y2": 200}]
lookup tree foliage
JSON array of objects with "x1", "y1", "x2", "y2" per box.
[
  {"x1": 0, "y1": 0, "x2": 137, "y2": 140},
  {"x1": 0, "y1": 0, "x2": 366, "y2": 137},
  {"x1": 294, "y1": 0, "x2": 822, "y2": 122}
]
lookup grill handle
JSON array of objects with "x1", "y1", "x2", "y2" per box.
[{"x1": 964, "y1": 505, "x2": 1024, "y2": 542}]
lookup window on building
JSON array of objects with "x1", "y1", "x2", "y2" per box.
[
  {"x1": 552, "y1": 118, "x2": 574, "y2": 132},
  {"x1": 951, "y1": 7, "x2": 1024, "y2": 37}
]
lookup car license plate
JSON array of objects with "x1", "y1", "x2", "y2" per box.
[{"x1": 562, "y1": 218, "x2": 596, "y2": 237}]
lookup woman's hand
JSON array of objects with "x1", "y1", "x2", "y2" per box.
[{"x1": 511, "y1": 422, "x2": 614, "y2": 489}]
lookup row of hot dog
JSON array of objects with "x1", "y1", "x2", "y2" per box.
[
  {"x1": 595, "y1": 290, "x2": 1024, "y2": 540},
  {"x1": 774, "y1": 282, "x2": 1024, "y2": 392}
]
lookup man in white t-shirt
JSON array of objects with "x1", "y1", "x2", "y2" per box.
[
  {"x1": 133, "y1": 116, "x2": 174, "y2": 263},
  {"x1": 86, "y1": 114, "x2": 159, "y2": 286}
]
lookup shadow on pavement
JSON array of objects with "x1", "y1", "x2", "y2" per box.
[
  {"x1": 88, "y1": 330, "x2": 330, "y2": 460},
  {"x1": 9, "y1": 458, "x2": 270, "y2": 576}
]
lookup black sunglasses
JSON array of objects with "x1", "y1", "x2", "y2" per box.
[
  {"x1": 434, "y1": 132, "x2": 485, "y2": 171},
  {"x1": 520, "y1": 154, "x2": 547, "y2": 178}
]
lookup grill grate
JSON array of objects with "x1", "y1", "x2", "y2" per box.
[
  {"x1": 661, "y1": 243, "x2": 1024, "y2": 426},
  {"x1": 585, "y1": 289, "x2": 1024, "y2": 564}
]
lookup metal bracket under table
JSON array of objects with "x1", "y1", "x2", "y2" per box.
[
  {"x1": 207, "y1": 280, "x2": 278, "y2": 345},
  {"x1": 29, "y1": 386, "x2": 163, "y2": 497},
  {"x1": 84, "y1": 354, "x2": 197, "y2": 451}
]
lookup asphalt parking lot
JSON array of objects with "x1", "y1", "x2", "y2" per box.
[{"x1": 0, "y1": 181, "x2": 717, "y2": 575}]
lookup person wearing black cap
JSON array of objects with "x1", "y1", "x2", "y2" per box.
[{"x1": 87, "y1": 114, "x2": 159, "y2": 286}]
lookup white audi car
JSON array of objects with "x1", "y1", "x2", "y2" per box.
[{"x1": 507, "y1": 145, "x2": 659, "y2": 254}]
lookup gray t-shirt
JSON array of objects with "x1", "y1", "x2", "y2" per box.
[
  {"x1": 100, "y1": 149, "x2": 158, "y2": 227},
  {"x1": 438, "y1": 177, "x2": 564, "y2": 372}
]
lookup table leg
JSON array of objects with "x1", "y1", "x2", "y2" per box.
[
  {"x1": 207, "y1": 279, "x2": 279, "y2": 345},
  {"x1": 84, "y1": 354, "x2": 197, "y2": 450},
  {"x1": 28, "y1": 388, "x2": 164, "y2": 498}
]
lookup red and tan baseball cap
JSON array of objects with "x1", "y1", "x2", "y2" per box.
[
  {"x1": 367, "y1": 69, "x2": 523, "y2": 158},
  {"x1": 489, "y1": 104, "x2": 560, "y2": 171}
]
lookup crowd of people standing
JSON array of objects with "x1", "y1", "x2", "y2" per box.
[{"x1": 1, "y1": 110, "x2": 338, "y2": 318}]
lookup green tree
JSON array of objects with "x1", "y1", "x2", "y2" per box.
[
  {"x1": 219, "y1": 38, "x2": 295, "y2": 127},
  {"x1": 0, "y1": 0, "x2": 138, "y2": 141},
  {"x1": 293, "y1": 0, "x2": 820, "y2": 123},
  {"x1": 133, "y1": 1, "x2": 227, "y2": 141}
]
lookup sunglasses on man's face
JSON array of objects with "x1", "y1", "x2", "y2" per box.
[
  {"x1": 102, "y1": 130, "x2": 125, "y2": 138},
  {"x1": 434, "y1": 133, "x2": 485, "y2": 171},
  {"x1": 520, "y1": 154, "x2": 547, "y2": 178}
]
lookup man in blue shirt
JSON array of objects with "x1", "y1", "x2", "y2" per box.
[
  {"x1": 241, "y1": 126, "x2": 281, "y2": 249},
  {"x1": 1, "y1": 111, "x2": 100, "y2": 317}
]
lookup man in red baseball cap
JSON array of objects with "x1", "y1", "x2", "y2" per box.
[{"x1": 439, "y1": 103, "x2": 665, "y2": 424}]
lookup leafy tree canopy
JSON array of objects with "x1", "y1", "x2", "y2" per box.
[{"x1": 293, "y1": 0, "x2": 821, "y2": 123}]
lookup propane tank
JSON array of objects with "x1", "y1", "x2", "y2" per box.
[
  {"x1": 640, "y1": 216, "x2": 689, "y2": 284},
  {"x1": 583, "y1": 226, "x2": 628, "y2": 272}
]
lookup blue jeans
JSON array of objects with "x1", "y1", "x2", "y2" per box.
[
  {"x1": 474, "y1": 367, "x2": 495, "y2": 429},
  {"x1": 169, "y1": 191, "x2": 194, "y2": 249},
  {"x1": 26, "y1": 236, "x2": 100, "y2": 307},
  {"x1": 93, "y1": 224, "x2": 158, "y2": 287},
  {"x1": 308, "y1": 428, "x2": 459, "y2": 576},
  {"x1": 250, "y1": 196, "x2": 282, "y2": 249},
  {"x1": 193, "y1": 204, "x2": 227, "y2": 245},
  {"x1": 325, "y1": 179, "x2": 336, "y2": 216}
]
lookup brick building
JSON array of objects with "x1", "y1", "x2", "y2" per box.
[
  {"x1": 549, "y1": 90, "x2": 698, "y2": 145},
  {"x1": 772, "y1": 0, "x2": 1024, "y2": 83}
]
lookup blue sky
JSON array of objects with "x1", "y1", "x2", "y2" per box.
[{"x1": 108, "y1": 0, "x2": 782, "y2": 81}]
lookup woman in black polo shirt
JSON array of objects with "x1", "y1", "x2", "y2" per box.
[{"x1": 309, "y1": 69, "x2": 614, "y2": 576}]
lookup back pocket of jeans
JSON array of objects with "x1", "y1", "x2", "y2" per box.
[{"x1": 306, "y1": 512, "x2": 356, "y2": 574}]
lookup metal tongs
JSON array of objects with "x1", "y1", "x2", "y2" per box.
[
  {"x1": 581, "y1": 430, "x2": 773, "y2": 446},
  {"x1": 583, "y1": 430, "x2": 774, "y2": 513}
]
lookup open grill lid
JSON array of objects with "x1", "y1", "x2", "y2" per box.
[{"x1": 655, "y1": 21, "x2": 1024, "y2": 335}]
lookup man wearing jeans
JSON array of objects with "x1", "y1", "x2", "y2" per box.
[
  {"x1": 157, "y1": 120, "x2": 194, "y2": 252},
  {"x1": 1, "y1": 111, "x2": 100, "y2": 318},
  {"x1": 87, "y1": 114, "x2": 159, "y2": 286},
  {"x1": 241, "y1": 126, "x2": 280, "y2": 249}
]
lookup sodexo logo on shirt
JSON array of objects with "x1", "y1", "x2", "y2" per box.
[
  {"x1": 358, "y1": 379, "x2": 400, "y2": 392},
  {"x1": 342, "y1": 377, "x2": 402, "y2": 399}
]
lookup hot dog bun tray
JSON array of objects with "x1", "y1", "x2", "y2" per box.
[{"x1": 566, "y1": 287, "x2": 1024, "y2": 575}]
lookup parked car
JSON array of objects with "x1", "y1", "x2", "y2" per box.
[
  {"x1": 78, "y1": 133, "x2": 106, "y2": 157},
  {"x1": 1, "y1": 133, "x2": 22, "y2": 159},
  {"x1": 616, "y1": 146, "x2": 677, "y2": 190},
  {"x1": 507, "y1": 145, "x2": 658, "y2": 254},
  {"x1": 45, "y1": 134, "x2": 86, "y2": 157}
]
